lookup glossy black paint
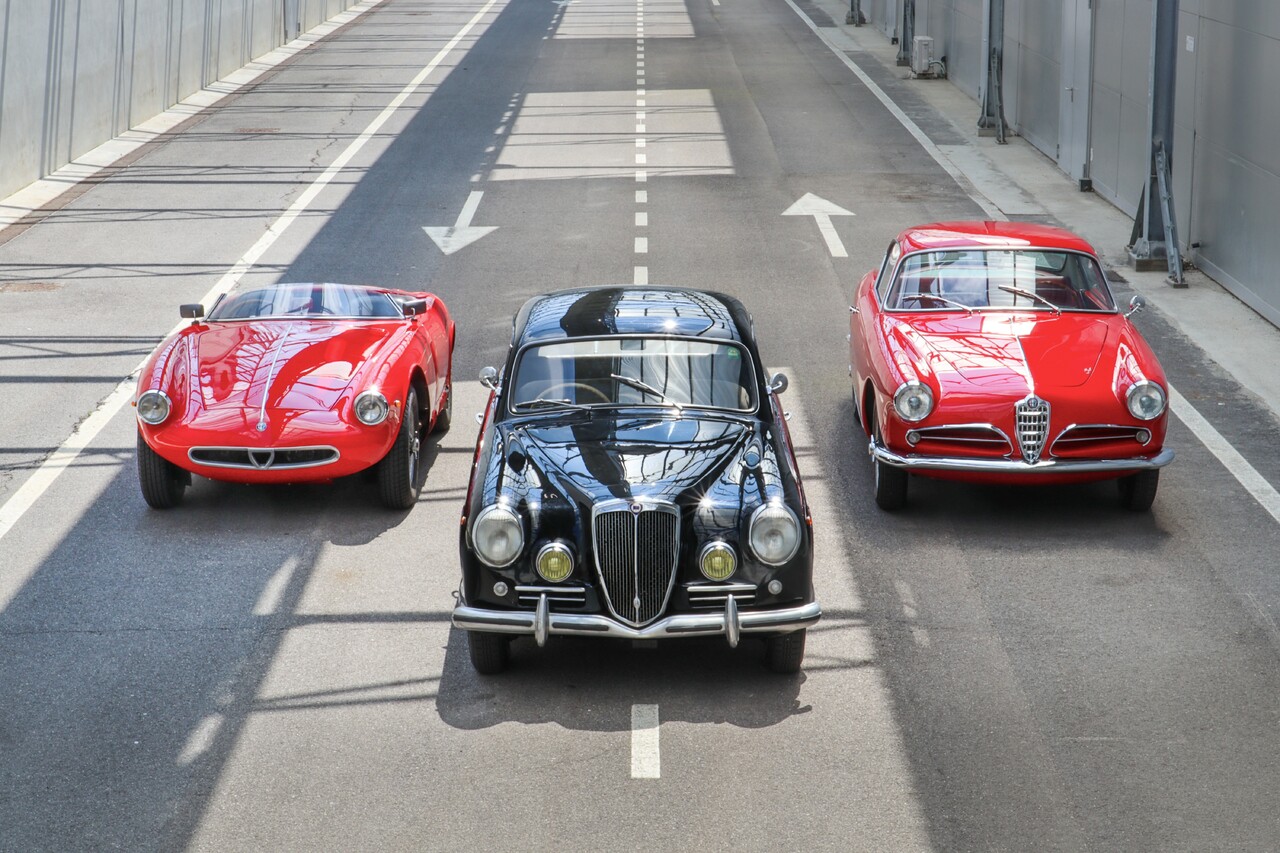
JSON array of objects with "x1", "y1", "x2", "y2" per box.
[{"x1": 459, "y1": 287, "x2": 814, "y2": 620}]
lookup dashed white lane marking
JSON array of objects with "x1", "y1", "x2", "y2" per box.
[
  {"x1": 634, "y1": 266, "x2": 649, "y2": 285},
  {"x1": 636, "y1": 170, "x2": 647, "y2": 182},
  {"x1": 253, "y1": 556, "x2": 300, "y2": 616},
  {"x1": 631, "y1": 704, "x2": 661, "y2": 778},
  {"x1": 635, "y1": 236, "x2": 649, "y2": 253},
  {"x1": 177, "y1": 714, "x2": 224, "y2": 766},
  {"x1": 636, "y1": 190, "x2": 648, "y2": 202},
  {"x1": 1169, "y1": 386, "x2": 1280, "y2": 524},
  {"x1": 635, "y1": 211, "x2": 648, "y2": 227},
  {"x1": 0, "y1": 0, "x2": 504, "y2": 604},
  {"x1": 636, "y1": 153, "x2": 647, "y2": 164}
]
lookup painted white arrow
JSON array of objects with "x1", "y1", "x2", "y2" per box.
[
  {"x1": 552, "y1": 0, "x2": 573, "y2": 6},
  {"x1": 782, "y1": 192, "x2": 855, "y2": 258},
  {"x1": 424, "y1": 191, "x2": 497, "y2": 255}
]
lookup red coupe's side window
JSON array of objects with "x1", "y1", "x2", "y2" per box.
[{"x1": 875, "y1": 241, "x2": 901, "y2": 299}]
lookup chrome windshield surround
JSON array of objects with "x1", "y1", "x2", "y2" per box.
[
  {"x1": 1015, "y1": 395, "x2": 1051, "y2": 463},
  {"x1": 188, "y1": 445, "x2": 340, "y2": 470},
  {"x1": 591, "y1": 498, "x2": 681, "y2": 629}
]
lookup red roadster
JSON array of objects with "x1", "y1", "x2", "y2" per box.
[
  {"x1": 134, "y1": 282, "x2": 455, "y2": 509},
  {"x1": 849, "y1": 221, "x2": 1173, "y2": 511}
]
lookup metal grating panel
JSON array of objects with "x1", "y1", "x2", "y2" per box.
[
  {"x1": 1015, "y1": 396, "x2": 1051, "y2": 463},
  {"x1": 592, "y1": 501, "x2": 679, "y2": 627}
]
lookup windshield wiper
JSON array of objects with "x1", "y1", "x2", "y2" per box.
[
  {"x1": 610, "y1": 373, "x2": 684, "y2": 410},
  {"x1": 997, "y1": 285, "x2": 1062, "y2": 314},
  {"x1": 901, "y1": 293, "x2": 974, "y2": 314},
  {"x1": 515, "y1": 397, "x2": 591, "y2": 412}
]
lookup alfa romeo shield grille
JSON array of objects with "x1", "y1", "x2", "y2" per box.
[
  {"x1": 592, "y1": 501, "x2": 680, "y2": 627},
  {"x1": 1015, "y1": 395, "x2": 1051, "y2": 463}
]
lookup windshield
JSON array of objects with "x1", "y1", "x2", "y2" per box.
[
  {"x1": 207, "y1": 283, "x2": 404, "y2": 320},
  {"x1": 510, "y1": 338, "x2": 758, "y2": 413},
  {"x1": 884, "y1": 249, "x2": 1116, "y2": 312}
]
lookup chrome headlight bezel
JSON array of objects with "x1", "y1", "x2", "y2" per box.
[
  {"x1": 472, "y1": 504, "x2": 525, "y2": 568},
  {"x1": 136, "y1": 390, "x2": 172, "y2": 425},
  {"x1": 1125, "y1": 380, "x2": 1167, "y2": 421},
  {"x1": 748, "y1": 502, "x2": 802, "y2": 567},
  {"x1": 354, "y1": 390, "x2": 389, "y2": 426},
  {"x1": 699, "y1": 541, "x2": 738, "y2": 581},
  {"x1": 893, "y1": 380, "x2": 934, "y2": 423},
  {"x1": 534, "y1": 541, "x2": 574, "y2": 583}
]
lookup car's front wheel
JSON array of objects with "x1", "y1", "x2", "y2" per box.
[
  {"x1": 137, "y1": 432, "x2": 188, "y2": 509},
  {"x1": 432, "y1": 377, "x2": 452, "y2": 435},
  {"x1": 870, "y1": 406, "x2": 908, "y2": 510},
  {"x1": 766, "y1": 629, "x2": 807, "y2": 674},
  {"x1": 467, "y1": 631, "x2": 510, "y2": 674},
  {"x1": 1118, "y1": 469, "x2": 1159, "y2": 511},
  {"x1": 376, "y1": 388, "x2": 423, "y2": 510}
]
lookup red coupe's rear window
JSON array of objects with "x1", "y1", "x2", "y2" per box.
[
  {"x1": 885, "y1": 250, "x2": 1117, "y2": 312},
  {"x1": 208, "y1": 283, "x2": 402, "y2": 320}
]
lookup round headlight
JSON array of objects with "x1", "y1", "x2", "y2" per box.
[
  {"x1": 893, "y1": 381, "x2": 934, "y2": 422},
  {"x1": 535, "y1": 542, "x2": 574, "y2": 582},
  {"x1": 748, "y1": 503, "x2": 801, "y2": 566},
  {"x1": 1126, "y1": 380, "x2": 1167, "y2": 421},
  {"x1": 354, "y1": 390, "x2": 389, "y2": 425},
  {"x1": 699, "y1": 542, "x2": 738, "y2": 581},
  {"x1": 472, "y1": 505, "x2": 524, "y2": 568},
  {"x1": 136, "y1": 390, "x2": 171, "y2": 425}
]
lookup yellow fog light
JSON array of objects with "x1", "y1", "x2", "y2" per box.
[
  {"x1": 535, "y1": 542, "x2": 574, "y2": 583},
  {"x1": 699, "y1": 542, "x2": 737, "y2": 581}
]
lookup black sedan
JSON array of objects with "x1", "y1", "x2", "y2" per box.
[{"x1": 452, "y1": 287, "x2": 820, "y2": 673}]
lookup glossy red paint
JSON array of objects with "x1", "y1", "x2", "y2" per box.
[
  {"x1": 849, "y1": 222, "x2": 1170, "y2": 488},
  {"x1": 136, "y1": 286, "x2": 453, "y2": 486}
]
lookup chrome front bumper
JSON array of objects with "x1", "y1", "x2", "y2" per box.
[
  {"x1": 870, "y1": 438, "x2": 1174, "y2": 474},
  {"x1": 453, "y1": 591, "x2": 821, "y2": 649}
]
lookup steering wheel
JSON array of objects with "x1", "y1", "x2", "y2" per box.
[{"x1": 538, "y1": 382, "x2": 611, "y2": 404}]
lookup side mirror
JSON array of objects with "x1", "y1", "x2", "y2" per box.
[
  {"x1": 401, "y1": 298, "x2": 427, "y2": 317},
  {"x1": 180, "y1": 303, "x2": 205, "y2": 320},
  {"x1": 479, "y1": 366, "x2": 499, "y2": 390},
  {"x1": 769, "y1": 372, "x2": 789, "y2": 395},
  {"x1": 1125, "y1": 294, "x2": 1146, "y2": 317}
]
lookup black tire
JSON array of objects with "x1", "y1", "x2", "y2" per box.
[
  {"x1": 766, "y1": 629, "x2": 807, "y2": 674},
  {"x1": 137, "y1": 432, "x2": 187, "y2": 509},
  {"x1": 870, "y1": 407, "x2": 908, "y2": 510},
  {"x1": 376, "y1": 388, "x2": 423, "y2": 510},
  {"x1": 432, "y1": 378, "x2": 452, "y2": 435},
  {"x1": 1118, "y1": 469, "x2": 1159, "y2": 511},
  {"x1": 467, "y1": 631, "x2": 511, "y2": 674}
]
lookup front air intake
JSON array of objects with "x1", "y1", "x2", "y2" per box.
[
  {"x1": 592, "y1": 500, "x2": 680, "y2": 627},
  {"x1": 1014, "y1": 396, "x2": 1051, "y2": 463}
]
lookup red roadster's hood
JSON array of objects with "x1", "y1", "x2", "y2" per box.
[
  {"x1": 893, "y1": 313, "x2": 1114, "y2": 394},
  {"x1": 192, "y1": 321, "x2": 400, "y2": 412}
]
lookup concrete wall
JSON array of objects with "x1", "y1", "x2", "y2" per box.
[{"x1": 0, "y1": 0, "x2": 361, "y2": 202}]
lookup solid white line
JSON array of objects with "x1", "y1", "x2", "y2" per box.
[
  {"x1": 0, "y1": 0, "x2": 502, "y2": 572},
  {"x1": 631, "y1": 704, "x2": 661, "y2": 778},
  {"x1": 1168, "y1": 387, "x2": 1280, "y2": 524}
]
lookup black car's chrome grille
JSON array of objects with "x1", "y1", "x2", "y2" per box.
[
  {"x1": 1014, "y1": 396, "x2": 1051, "y2": 463},
  {"x1": 188, "y1": 446, "x2": 339, "y2": 470},
  {"x1": 592, "y1": 500, "x2": 680, "y2": 627}
]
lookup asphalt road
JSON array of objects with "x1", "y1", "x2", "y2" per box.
[{"x1": 2, "y1": 0, "x2": 1279, "y2": 850}]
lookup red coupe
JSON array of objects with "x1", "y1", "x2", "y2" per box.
[
  {"x1": 134, "y1": 282, "x2": 455, "y2": 509},
  {"x1": 849, "y1": 221, "x2": 1173, "y2": 511}
]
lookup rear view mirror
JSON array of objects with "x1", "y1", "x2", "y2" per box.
[
  {"x1": 180, "y1": 304, "x2": 205, "y2": 320},
  {"x1": 480, "y1": 366, "x2": 499, "y2": 390},
  {"x1": 1125, "y1": 294, "x2": 1146, "y2": 317},
  {"x1": 769, "y1": 372, "x2": 789, "y2": 395},
  {"x1": 401, "y1": 298, "x2": 427, "y2": 317}
]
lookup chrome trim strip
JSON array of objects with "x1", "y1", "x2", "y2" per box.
[
  {"x1": 686, "y1": 582, "x2": 757, "y2": 595},
  {"x1": 187, "y1": 445, "x2": 340, "y2": 470},
  {"x1": 870, "y1": 437, "x2": 1174, "y2": 473},
  {"x1": 1051, "y1": 423, "x2": 1152, "y2": 453},
  {"x1": 907, "y1": 423, "x2": 1013, "y2": 450},
  {"x1": 453, "y1": 600, "x2": 821, "y2": 639},
  {"x1": 257, "y1": 327, "x2": 293, "y2": 432}
]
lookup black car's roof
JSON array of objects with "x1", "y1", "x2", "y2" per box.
[{"x1": 513, "y1": 287, "x2": 753, "y2": 346}]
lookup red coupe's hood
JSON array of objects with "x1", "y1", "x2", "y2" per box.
[
  {"x1": 894, "y1": 314, "x2": 1114, "y2": 393},
  {"x1": 192, "y1": 321, "x2": 399, "y2": 412}
]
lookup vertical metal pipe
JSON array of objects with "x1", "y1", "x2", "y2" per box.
[{"x1": 977, "y1": 0, "x2": 1006, "y2": 142}]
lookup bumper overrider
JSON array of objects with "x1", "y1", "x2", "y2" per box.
[
  {"x1": 452, "y1": 588, "x2": 821, "y2": 649},
  {"x1": 870, "y1": 437, "x2": 1175, "y2": 474}
]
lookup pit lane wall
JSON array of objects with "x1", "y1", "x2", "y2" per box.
[
  {"x1": 863, "y1": 1, "x2": 1280, "y2": 329},
  {"x1": 0, "y1": 0, "x2": 363, "y2": 203}
]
